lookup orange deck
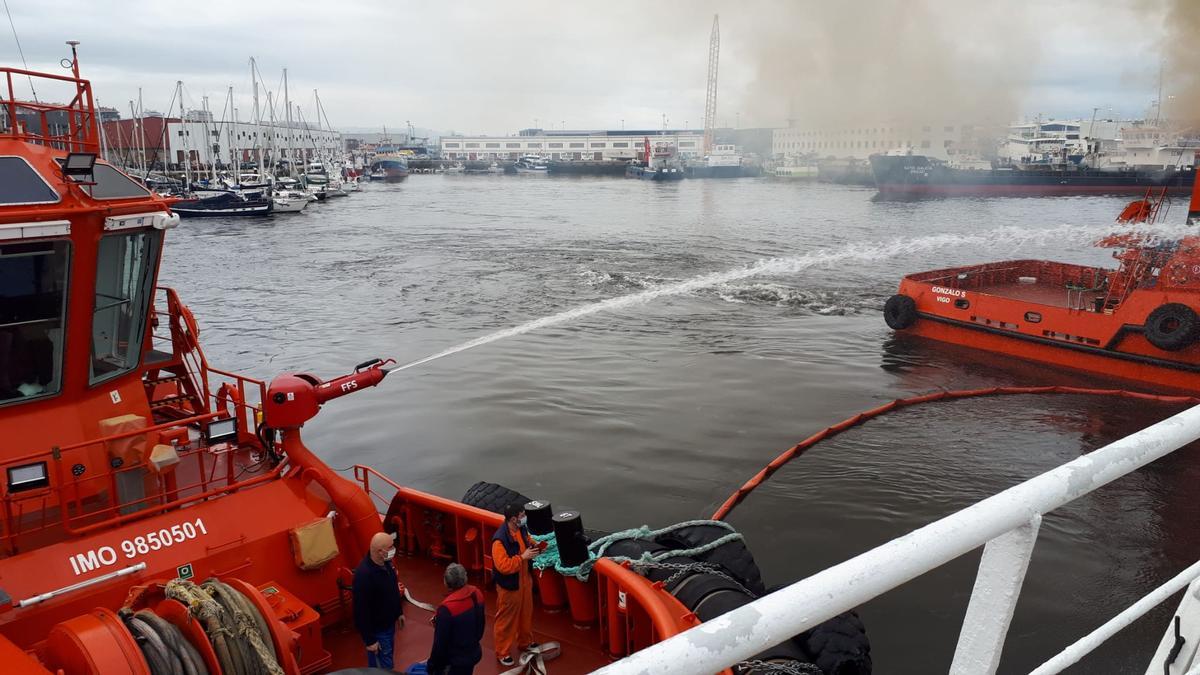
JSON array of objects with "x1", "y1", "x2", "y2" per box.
[
  {"x1": 325, "y1": 554, "x2": 612, "y2": 673},
  {"x1": 972, "y1": 281, "x2": 1105, "y2": 310}
]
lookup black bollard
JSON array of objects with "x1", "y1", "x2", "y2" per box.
[
  {"x1": 552, "y1": 510, "x2": 589, "y2": 568},
  {"x1": 525, "y1": 499, "x2": 555, "y2": 536}
]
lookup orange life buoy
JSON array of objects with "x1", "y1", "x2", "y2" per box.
[
  {"x1": 215, "y1": 382, "x2": 243, "y2": 419},
  {"x1": 176, "y1": 304, "x2": 200, "y2": 352}
]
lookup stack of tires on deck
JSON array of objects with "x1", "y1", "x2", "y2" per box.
[{"x1": 463, "y1": 482, "x2": 872, "y2": 675}]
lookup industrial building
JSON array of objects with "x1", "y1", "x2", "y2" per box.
[
  {"x1": 440, "y1": 128, "x2": 706, "y2": 162},
  {"x1": 100, "y1": 115, "x2": 342, "y2": 170}
]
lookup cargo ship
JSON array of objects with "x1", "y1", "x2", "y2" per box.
[
  {"x1": 870, "y1": 152, "x2": 1197, "y2": 197},
  {"x1": 0, "y1": 46, "x2": 869, "y2": 675},
  {"x1": 884, "y1": 179, "x2": 1200, "y2": 391}
]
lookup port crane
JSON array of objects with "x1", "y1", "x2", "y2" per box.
[{"x1": 703, "y1": 14, "x2": 719, "y2": 156}]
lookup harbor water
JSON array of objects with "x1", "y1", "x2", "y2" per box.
[{"x1": 161, "y1": 176, "x2": 1200, "y2": 673}]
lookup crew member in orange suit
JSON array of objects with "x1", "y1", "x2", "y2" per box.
[{"x1": 491, "y1": 502, "x2": 541, "y2": 667}]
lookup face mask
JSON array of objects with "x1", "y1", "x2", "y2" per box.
[
  {"x1": 384, "y1": 547, "x2": 396, "y2": 561},
  {"x1": 517, "y1": 516, "x2": 527, "y2": 528}
]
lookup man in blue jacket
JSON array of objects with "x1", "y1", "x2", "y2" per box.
[
  {"x1": 353, "y1": 531, "x2": 404, "y2": 669},
  {"x1": 427, "y1": 563, "x2": 485, "y2": 674}
]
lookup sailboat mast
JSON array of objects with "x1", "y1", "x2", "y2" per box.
[
  {"x1": 135, "y1": 89, "x2": 146, "y2": 177},
  {"x1": 313, "y1": 89, "x2": 323, "y2": 165},
  {"x1": 97, "y1": 99, "x2": 109, "y2": 162},
  {"x1": 205, "y1": 95, "x2": 217, "y2": 181},
  {"x1": 228, "y1": 85, "x2": 237, "y2": 177},
  {"x1": 251, "y1": 57, "x2": 264, "y2": 182},
  {"x1": 177, "y1": 81, "x2": 190, "y2": 189},
  {"x1": 284, "y1": 68, "x2": 295, "y2": 178}
]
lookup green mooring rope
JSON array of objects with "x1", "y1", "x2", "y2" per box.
[{"x1": 530, "y1": 519, "x2": 743, "y2": 581}]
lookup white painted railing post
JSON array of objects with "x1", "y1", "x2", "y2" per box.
[{"x1": 950, "y1": 515, "x2": 1042, "y2": 674}]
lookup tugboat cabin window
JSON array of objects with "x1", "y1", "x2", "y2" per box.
[
  {"x1": 90, "y1": 231, "x2": 161, "y2": 384},
  {"x1": 0, "y1": 156, "x2": 60, "y2": 205},
  {"x1": 0, "y1": 240, "x2": 70, "y2": 405},
  {"x1": 54, "y1": 159, "x2": 151, "y2": 200}
]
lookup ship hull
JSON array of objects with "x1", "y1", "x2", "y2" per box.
[
  {"x1": 547, "y1": 160, "x2": 628, "y2": 176},
  {"x1": 870, "y1": 154, "x2": 1197, "y2": 196},
  {"x1": 625, "y1": 165, "x2": 685, "y2": 181},
  {"x1": 370, "y1": 159, "x2": 409, "y2": 182},
  {"x1": 173, "y1": 194, "x2": 273, "y2": 217},
  {"x1": 686, "y1": 165, "x2": 758, "y2": 178}
]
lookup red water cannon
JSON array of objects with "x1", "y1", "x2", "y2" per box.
[{"x1": 264, "y1": 358, "x2": 395, "y2": 428}]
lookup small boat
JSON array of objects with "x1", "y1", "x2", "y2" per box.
[
  {"x1": 275, "y1": 177, "x2": 318, "y2": 202},
  {"x1": 884, "y1": 179, "x2": 1200, "y2": 391},
  {"x1": 271, "y1": 195, "x2": 308, "y2": 213},
  {"x1": 514, "y1": 154, "x2": 549, "y2": 174},
  {"x1": 773, "y1": 164, "x2": 819, "y2": 179},
  {"x1": 444, "y1": 163, "x2": 465, "y2": 174},
  {"x1": 172, "y1": 191, "x2": 273, "y2": 217},
  {"x1": 626, "y1": 137, "x2": 685, "y2": 181},
  {"x1": 686, "y1": 144, "x2": 757, "y2": 178},
  {"x1": 303, "y1": 161, "x2": 330, "y2": 185}
]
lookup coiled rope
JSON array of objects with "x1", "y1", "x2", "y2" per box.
[
  {"x1": 164, "y1": 579, "x2": 283, "y2": 675},
  {"x1": 121, "y1": 608, "x2": 209, "y2": 675},
  {"x1": 533, "y1": 519, "x2": 745, "y2": 581},
  {"x1": 711, "y1": 385, "x2": 1200, "y2": 521}
]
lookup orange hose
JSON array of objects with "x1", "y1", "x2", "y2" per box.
[{"x1": 711, "y1": 386, "x2": 1200, "y2": 521}]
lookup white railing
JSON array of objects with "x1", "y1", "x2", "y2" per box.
[{"x1": 596, "y1": 403, "x2": 1200, "y2": 675}]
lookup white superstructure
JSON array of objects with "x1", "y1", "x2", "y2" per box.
[
  {"x1": 1114, "y1": 122, "x2": 1200, "y2": 169},
  {"x1": 704, "y1": 144, "x2": 742, "y2": 167}
]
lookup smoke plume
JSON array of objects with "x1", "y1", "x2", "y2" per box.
[
  {"x1": 741, "y1": 1, "x2": 1039, "y2": 130},
  {"x1": 1160, "y1": 0, "x2": 1200, "y2": 127}
]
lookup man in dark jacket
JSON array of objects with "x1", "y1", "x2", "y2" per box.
[
  {"x1": 353, "y1": 531, "x2": 404, "y2": 669},
  {"x1": 427, "y1": 563, "x2": 485, "y2": 675}
]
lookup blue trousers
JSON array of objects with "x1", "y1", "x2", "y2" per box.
[{"x1": 367, "y1": 627, "x2": 395, "y2": 669}]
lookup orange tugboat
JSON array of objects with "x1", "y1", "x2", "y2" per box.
[
  {"x1": 885, "y1": 181, "x2": 1200, "y2": 392},
  {"x1": 0, "y1": 47, "x2": 869, "y2": 674}
]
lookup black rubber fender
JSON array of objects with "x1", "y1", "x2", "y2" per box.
[
  {"x1": 883, "y1": 294, "x2": 918, "y2": 330},
  {"x1": 796, "y1": 610, "x2": 872, "y2": 675},
  {"x1": 670, "y1": 572, "x2": 747, "y2": 611},
  {"x1": 461, "y1": 481, "x2": 531, "y2": 515},
  {"x1": 1144, "y1": 303, "x2": 1199, "y2": 352},
  {"x1": 689, "y1": 583, "x2": 753, "y2": 622},
  {"x1": 655, "y1": 524, "x2": 766, "y2": 596}
]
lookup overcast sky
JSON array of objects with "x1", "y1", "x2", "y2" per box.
[{"x1": 1, "y1": 0, "x2": 1175, "y2": 135}]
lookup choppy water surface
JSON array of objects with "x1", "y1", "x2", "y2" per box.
[{"x1": 161, "y1": 177, "x2": 1200, "y2": 673}]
